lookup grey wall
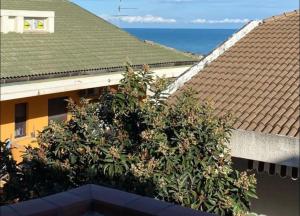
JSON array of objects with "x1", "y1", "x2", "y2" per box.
[{"x1": 229, "y1": 130, "x2": 299, "y2": 168}]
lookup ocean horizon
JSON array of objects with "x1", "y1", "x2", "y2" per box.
[{"x1": 124, "y1": 28, "x2": 237, "y2": 55}]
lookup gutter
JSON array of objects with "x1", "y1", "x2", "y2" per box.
[{"x1": 1, "y1": 61, "x2": 198, "y2": 85}]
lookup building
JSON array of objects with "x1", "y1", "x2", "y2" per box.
[
  {"x1": 167, "y1": 11, "x2": 299, "y2": 216},
  {"x1": 0, "y1": 0, "x2": 198, "y2": 162}
]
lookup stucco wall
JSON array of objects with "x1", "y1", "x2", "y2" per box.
[
  {"x1": 230, "y1": 130, "x2": 299, "y2": 168},
  {"x1": 0, "y1": 90, "x2": 81, "y2": 162}
]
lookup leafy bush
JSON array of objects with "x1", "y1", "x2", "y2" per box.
[
  {"x1": 1, "y1": 141, "x2": 17, "y2": 205},
  {"x1": 2, "y1": 65, "x2": 257, "y2": 215}
]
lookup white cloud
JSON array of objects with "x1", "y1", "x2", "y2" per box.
[
  {"x1": 191, "y1": 18, "x2": 250, "y2": 24},
  {"x1": 120, "y1": 15, "x2": 176, "y2": 23},
  {"x1": 101, "y1": 14, "x2": 176, "y2": 24},
  {"x1": 191, "y1": 18, "x2": 206, "y2": 24}
]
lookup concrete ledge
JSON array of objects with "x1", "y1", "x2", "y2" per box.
[
  {"x1": 0, "y1": 184, "x2": 216, "y2": 216},
  {"x1": 229, "y1": 129, "x2": 300, "y2": 167}
]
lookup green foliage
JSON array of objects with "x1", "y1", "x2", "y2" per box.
[
  {"x1": 0, "y1": 141, "x2": 17, "y2": 205},
  {"x1": 2, "y1": 65, "x2": 257, "y2": 215}
]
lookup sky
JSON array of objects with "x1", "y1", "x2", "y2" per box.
[{"x1": 72, "y1": 0, "x2": 299, "y2": 29}]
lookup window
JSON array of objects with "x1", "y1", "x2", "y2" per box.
[
  {"x1": 291, "y1": 167, "x2": 298, "y2": 179},
  {"x1": 48, "y1": 97, "x2": 68, "y2": 123},
  {"x1": 280, "y1": 165, "x2": 287, "y2": 177},
  {"x1": 24, "y1": 17, "x2": 46, "y2": 31},
  {"x1": 258, "y1": 161, "x2": 265, "y2": 172},
  {"x1": 247, "y1": 160, "x2": 253, "y2": 170},
  {"x1": 269, "y1": 163, "x2": 276, "y2": 175},
  {"x1": 1, "y1": 10, "x2": 55, "y2": 34},
  {"x1": 15, "y1": 103, "x2": 27, "y2": 138}
]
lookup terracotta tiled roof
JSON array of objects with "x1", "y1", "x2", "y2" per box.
[{"x1": 169, "y1": 10, "x2": 300, "y2": 138}]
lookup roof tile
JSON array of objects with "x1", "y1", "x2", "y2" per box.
[
  {"x1": 169, "y1": 10, "x2": 299, "y2": 138},
  {"x1": 1, "y1": 0, "x2": 197, "y2": 81}
]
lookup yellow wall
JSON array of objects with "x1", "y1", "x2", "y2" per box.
[
  {"x1": 0, "y1": 90, "x2": 81, "y2": 163},
  {"x1": 0, "y1": 85, "x2": 119, "y2": 163}
]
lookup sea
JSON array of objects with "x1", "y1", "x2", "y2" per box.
[{"x1": 124, "y1": 28, "x2": 237, "y2": 56}]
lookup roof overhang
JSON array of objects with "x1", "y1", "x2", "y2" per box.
[
  {"x1": 1, "y1": 61, "x2": 197, "y2": 84},
  {"x1": 229, "y1": 129, "x2": 299, "y2": 167},
  {"x1": 0, "y1": 66, "x2": 191, "y2": 101}
]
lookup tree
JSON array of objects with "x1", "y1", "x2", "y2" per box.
[{"x1": 2, "y1": 65, "x2": 257, "y2": 216}]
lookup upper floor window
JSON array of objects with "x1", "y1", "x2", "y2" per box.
[
  {"x1": 15, "y1": 103, "x2": 27, "y2": 138},
  {"x1": 24, "y1": 17, "x2": 46, "y2": 31},
  {"x1": 48, "y1": 97, "x2": 68, "y2": 124}
]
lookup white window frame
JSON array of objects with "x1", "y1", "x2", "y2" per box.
[
  {"x1": 24, "y1": 17, "x2": 48, "y2": 32},
  {"x1": 0, "y1": 10, "x2": 55, "y2": 33}
]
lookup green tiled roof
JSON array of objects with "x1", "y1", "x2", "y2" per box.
[{"x1": 0, "y1": 0, "x2": 197, "y2": 82}]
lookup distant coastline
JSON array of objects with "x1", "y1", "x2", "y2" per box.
[{"x1": 124, "y1": 28, "x2": 237, "y2": 55}]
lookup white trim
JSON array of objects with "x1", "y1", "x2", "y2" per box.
[
  {"x1": 0, "y1": 10, "x2": 55, "y2": 33},
  {"x1": 229, "y1": 129, "x2": 300, "y2": 168},
  {"x1": 0, "y1": 66, "x2": 190, "y2": 101},
  {"x1": 0, "y1": 10, "x2": 55, "y2": 18},
  {"x1": 164, "y1": 20, "x2": 262, "y2": 96}
]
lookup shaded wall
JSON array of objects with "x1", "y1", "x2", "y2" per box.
[{"x1": 233, "y1": 157, "x2": 299, "y2": 216}]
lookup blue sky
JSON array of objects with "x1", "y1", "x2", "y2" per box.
[{"x1": 72, "y1": 0, "x2": 299, "y2": 29}]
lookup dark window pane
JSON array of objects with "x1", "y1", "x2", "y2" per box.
[
  {"x1": 247, "y1": 160, "x2": 254, "y2": 170},
  {"x1": 15, "y1": 103, "x2": 27, "y2": 138},
  {"x1": 48, "y1": 97, "x2": 68, "y2": 123},
  {"x1": 269, "y1": 163, "x2": 276, "y2": 175},
  {"x1": 280, "y1": 165, "x2": 287, "y2": 177},
  {"x1": 258, "y1": 162, "x2": 264, "y2": 172},
  {"x1": 292, "y1": 167, "x2": 298, "y2": 179}
]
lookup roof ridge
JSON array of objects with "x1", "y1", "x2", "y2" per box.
[{"x1": 263, "y1": 10, "x2": 299, "y2": 23}]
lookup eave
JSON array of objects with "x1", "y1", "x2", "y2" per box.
[{"x1": 0, "y1": 65, "x2": 192, "y2": 101}]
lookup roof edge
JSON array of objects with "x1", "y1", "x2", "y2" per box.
[
  {"x1": 164, "y1": 19, "x2": 262, "y2": 96},
  {"x1": 1, "y1": 61, "x2": 197, "y2": 84}
]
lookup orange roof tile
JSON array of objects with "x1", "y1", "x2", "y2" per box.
[{"x1": 169, "y1": 10, "x2": 300, "y2": 138}]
